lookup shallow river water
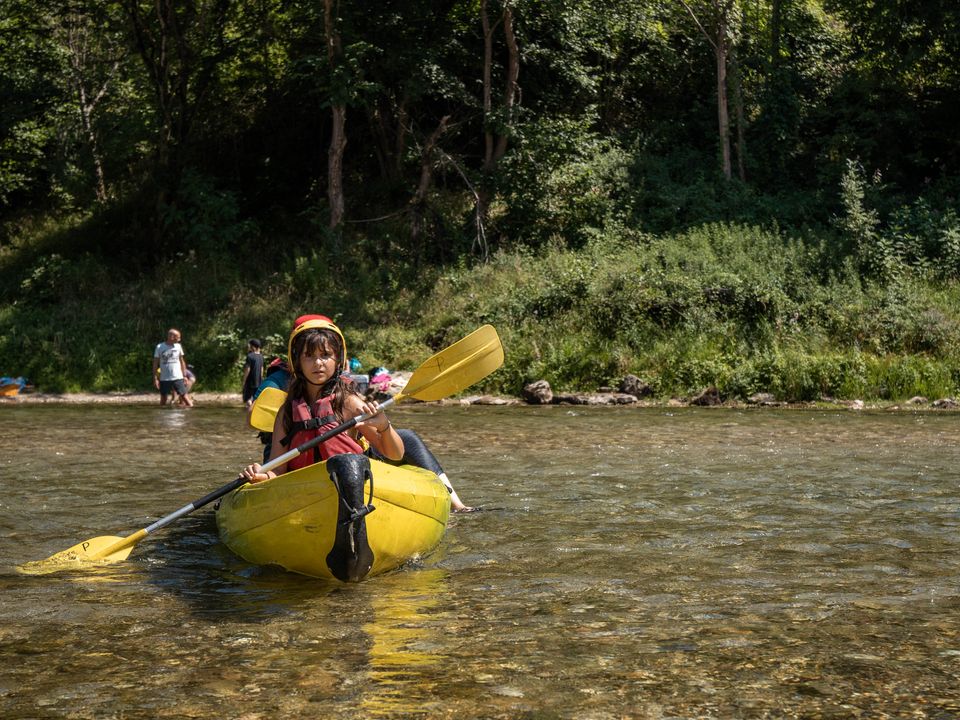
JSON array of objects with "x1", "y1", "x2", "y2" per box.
[{"x1": 1, "y1": 403, "x2": 959, "y2": 719}]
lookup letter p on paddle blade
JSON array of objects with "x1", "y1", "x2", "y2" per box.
[{"x1": 17, "y1": 534, "x2": 140, "y2": 575}]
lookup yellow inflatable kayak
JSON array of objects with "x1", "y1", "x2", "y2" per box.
[{"x1": 216, "y1": 454, "x2": 451, "y2": 582}]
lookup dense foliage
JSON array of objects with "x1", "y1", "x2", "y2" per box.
[{"x1": 1, "y1": 0, "x2": 958, "y2": 399}]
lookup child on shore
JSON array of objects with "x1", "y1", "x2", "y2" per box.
[{"x1": 241, "y1": 339, "x2": 264, "y2": 409}]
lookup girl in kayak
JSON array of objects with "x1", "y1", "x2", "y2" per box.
[
  {"x1": 241, "y1": 315, "x2": 475, "y2": 511},
  {"x1": 241, "y1": 316, "x2": 403, "y2": 482}
]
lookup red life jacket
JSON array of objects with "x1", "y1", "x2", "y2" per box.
[{"x1": 282, "y1": 394, "x2": 364, "y2": 471}]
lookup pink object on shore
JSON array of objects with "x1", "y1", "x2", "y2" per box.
[{"x1": 370, "y1": 373, "x2": 392, "y2": 393}]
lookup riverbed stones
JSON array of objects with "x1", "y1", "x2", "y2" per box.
[
  {"x1": 551, "y1": 392, "x2": 638, "y2": 405},
  {"x1": 456, "y1": 395, "x2": 520, "y2": 405}
]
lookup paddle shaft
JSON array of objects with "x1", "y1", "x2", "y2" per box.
[{"x1": 98, "y1": 400, "x2": 399, "y2": 557}]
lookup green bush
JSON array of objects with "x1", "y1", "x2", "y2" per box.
[
  {"x1": 865, "y1": 355, "x2": 956, "y2": 400},
  {"x1": 837, "y1": 161, "x2": 960, "y2": 282}
]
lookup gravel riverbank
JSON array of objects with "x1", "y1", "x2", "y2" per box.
[{"x1": 2, "y1": 390, "x2": 956, "y2": 411}]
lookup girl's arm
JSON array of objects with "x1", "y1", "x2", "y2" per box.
[
  {"x1": 241, "y1": 413, "x2": 288, "y2": 482},
  {"x1": 349, "y1": 396, "x2": 404, "y2": 461}
]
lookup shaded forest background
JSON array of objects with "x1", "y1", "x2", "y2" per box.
[{"x1": 1, "y1": 0, "x2": 959, "y2": 400}]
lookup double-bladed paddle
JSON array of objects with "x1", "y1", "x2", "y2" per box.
[{"x1": 19, "y1": 324, "x2": 503, "y2": 573}]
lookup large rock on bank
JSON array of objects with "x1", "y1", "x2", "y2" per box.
[
  {"x1": 522, "y1": 380, "x2": 554, "y2": 404},
  {"x1": 619, "y1": 374, "x2": 653, "y2": 399}
]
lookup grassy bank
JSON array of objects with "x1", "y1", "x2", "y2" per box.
[
  {"x1": 1, "y1": 214, "x2": 959, "y2": 401},
  {"x1": 414, "y1": 224, "x2": 960, "y2": 401}
]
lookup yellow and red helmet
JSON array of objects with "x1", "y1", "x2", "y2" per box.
[{"x1": 287, "y1": 314, "x2": 349, "y2": 373}]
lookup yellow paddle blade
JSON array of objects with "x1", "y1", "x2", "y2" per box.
[
  {"x1": 250, "y1": 386, "x2": 287, "y2": 432},
  {"x1": 17, "y1": 532, "x2": 143, "y2": 575},
  {"x1": 247, "y1": 326, "x2": 503, "y2": 424},
  {"x1": 400, "y1": 325, "x2": 504, "y2": 402}
]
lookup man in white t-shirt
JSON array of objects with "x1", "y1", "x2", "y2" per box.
[{"x1": 152, "y1": 328, "x2": 194, "y2": 407}]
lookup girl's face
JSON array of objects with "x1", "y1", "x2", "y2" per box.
[{"x1": 297, "y1": 334, "x2": 339, "y2": 384}]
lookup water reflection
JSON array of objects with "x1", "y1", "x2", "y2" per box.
[
  {"x1": 157, "y1": 408, "x2": 190, "y2": 430},
  {"x1": 359, "y1": 569, "x2": 449, "y2": 718},
  {"x1": 142, "y1": 515, "x2": 342, "y2": 621}
]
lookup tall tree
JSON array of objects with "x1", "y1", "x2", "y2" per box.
[
  {"x1": 677, "y1": 0, "x2": 740, "y2": 180},
  {"x1": 47, "y1": 0, "x2": 127, "y2": 203},
  {"x1": 770, "y1": 0, "x2": 784, "y2": 65},
  {"x1": 476, "y1": 0, "x2": 520, "y2": 252},
  {"x1": 323, "y1": 0, "x2": 346, "y2": 229},
  {"x1": 481, "y1": 0, "x2": 519, "y2": 174}
]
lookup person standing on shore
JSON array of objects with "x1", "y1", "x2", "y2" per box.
[
  {"x1": 241, "y1": 339, "x2": 264, "y2": 409},
  {"x1": 152, "y1": 328, "x2": 193, "y2": 407}
]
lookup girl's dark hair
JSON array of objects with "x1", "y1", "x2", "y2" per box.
[{"x1": 281, "y1": 328, "x2": 360, "y2": 436}]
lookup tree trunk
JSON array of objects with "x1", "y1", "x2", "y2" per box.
[
  {"x1": 324, "y1": 0, "x2": 345, "y2": 229},
  {"x1": 76, "y1": 81, "x2": 109, "y2": 203},
  {"x1": 410, "y1": 115, "x2": 450, "y2": 243},
  {"x1": 770, "y1": 0, "x2": 782, "y2": 66},
  {"x1": 394, "y1": 100, "x2": 408, "y2": 179},
  {"x1": 715, "y1": 19, "x2": 732, "y2": 181},
  {"x1": 481, "y1": 2, "x2": 519, "y2": 169},
  {"x1": 56, "y1": 6, "x2": 118, "y2": 204},
  {"x1": 328, "y1": 104, "x2": 347, "y2": 229},
  {"x1": 412, "y1": 116, "x2": 450, "y2": 206},
  {"x1": 367, "y1": 98, "x2": 407, "y2": 184},
  {"x1": 477, "y1": 0, "x2": 520, "y2": 252},
  {"x1": 481, "y1": 0, "x2": 495, "y2": 172},
  {"x1": 678, "y1": 0, "x2": 734, "y2": 180},
  {"x1": 492, "y1": 6, "x2": 519, "y2": 165},
  {"x1": 367, "y1": 105, "x2": 393, "y2": 182}
]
